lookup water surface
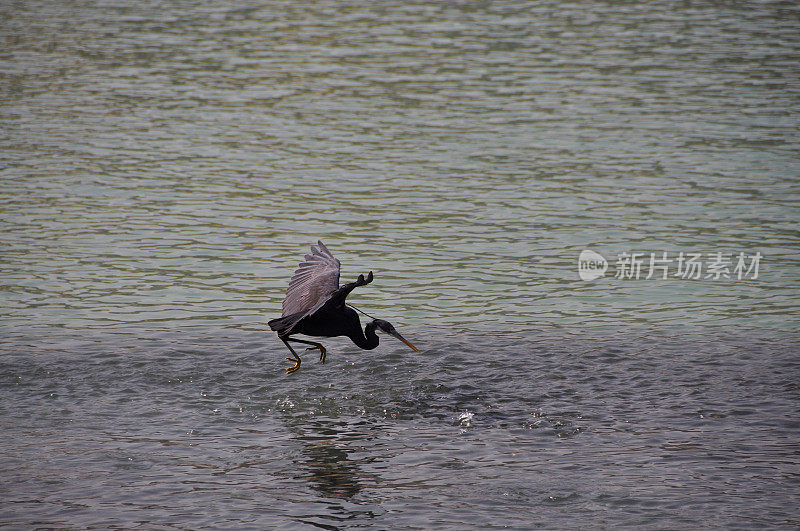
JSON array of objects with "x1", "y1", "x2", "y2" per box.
[{"x1": 2, "y1": 0, "x2": 799, "y2": 528}]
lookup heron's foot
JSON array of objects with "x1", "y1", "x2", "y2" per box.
[
  {"x1": 285, "y1": 357, "x2": 301, "y2": 374},
  {"x1": 304, "y1": 344, "x2": 327, "y2": 364}
]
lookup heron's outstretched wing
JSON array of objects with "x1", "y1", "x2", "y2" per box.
[{"x1": 281, "y1": 240, "x2": 340, "y2": 317}]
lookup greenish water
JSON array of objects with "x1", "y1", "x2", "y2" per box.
[
  {"x1": 1, "y1": 1, "x2": 799, "y2": 528},
  {"x1": 2, "y1": 0, "x2": 799, "y2": 335}
]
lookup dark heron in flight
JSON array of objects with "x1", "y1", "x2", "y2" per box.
[{"x1": 268, "y1": 241, "x2": 420, "y2": 374}]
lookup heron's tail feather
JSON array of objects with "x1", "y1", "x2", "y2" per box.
[
  {"x1": 268, "y1": 312, "x2": 303, "y2": 336},
  {"x1": 267, "y1": 315, "x2": 291, "y2": 333}
]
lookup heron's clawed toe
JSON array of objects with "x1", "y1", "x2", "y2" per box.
[
  {"x1": 285, "y1": 357, "x2": 301, "y2": 374},
  {"x1": 306, "y1": 345, "x2": 326, "y2": 363}
]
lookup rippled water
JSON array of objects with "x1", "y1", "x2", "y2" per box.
[{"x1": 2, "y1": 1, "x2": 800, "y2": 528}]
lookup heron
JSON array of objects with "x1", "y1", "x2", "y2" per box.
[{"x1": 268, "y1": 241, "x2": 420, "y2": 374}]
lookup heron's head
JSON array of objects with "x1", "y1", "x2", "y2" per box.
[{"x1": 374, "y1": 319, "x2": 420, "y2": 353}]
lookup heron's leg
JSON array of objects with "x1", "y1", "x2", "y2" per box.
[
  {"x1": 281, "y1": 338, "x2": 302, "y2": 374},
  {"x1": 287, "y1": 338, "x2": 327, "y2": 364}
]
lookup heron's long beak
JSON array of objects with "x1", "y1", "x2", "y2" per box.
[{"x1": 389, "y1": 330, "x2": 420, "y2": 353}]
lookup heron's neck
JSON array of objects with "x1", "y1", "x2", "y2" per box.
[{"x1": 350, "y1": 320, "x2": 380, "y2": 350}]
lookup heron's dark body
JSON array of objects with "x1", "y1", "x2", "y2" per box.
[{"x1": 269, "y1": 305, "x2": 378, "y2": 350}]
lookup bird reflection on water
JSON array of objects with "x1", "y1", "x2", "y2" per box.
[
  {"x1": 295, "y1": 421, "x2": 362, "y2": 500},
  {"x1": 282, "y1": 416, "x2": 383, "y2": 528}
]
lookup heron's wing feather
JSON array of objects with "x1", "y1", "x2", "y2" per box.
[{"x1": 281, "y1": 240, "x2": 340, "y2": 317}]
